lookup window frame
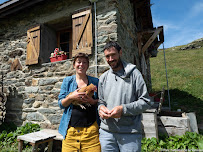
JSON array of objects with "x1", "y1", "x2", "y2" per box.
[{"x1": 57, "y1": 29, "x2": 72, "y2": 59}]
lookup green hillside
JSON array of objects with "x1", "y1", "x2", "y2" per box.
[{"x1": 150, "y1": 38, "x2": 203, "y2": 131}]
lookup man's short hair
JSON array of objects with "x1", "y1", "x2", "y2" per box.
[{"x1": 103, "y1": 41, "x2": 121, "y2": 52}]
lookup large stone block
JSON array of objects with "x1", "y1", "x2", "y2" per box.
[
  {"x1": 32, "y1": 78, "x2": 39, "y2": 86},
  {"x1": 47, "y1": 115, "x2": 61, "y2": 125},
  {"x1": 98, "y1": 24, "x2": 117, "y2": 36},
  {"x1": 24, "y1": 98, "x2": 35, "y2": 104},
  {"x1": 34, "y1": 67, "x2": 47, "y2": 74},
  {"x1": 25, "y1": 86, "x2": 39, "y2": 93},
  {"x1": 97, "y1": 11, "x2": 117, "y2": 20},
  {"x1": 40, "y1": 86, "x2": 54, "y2": 91},
  {"x1": 35, "y1": 94, "x2": 45, "y2": 101},
  {"x1": 38, "y1": 108, "x2": 56, "y2": 114},
  {"x1": 39, "y1": 78, "x2": 58, "y2": 86},
  {"x1": 33, "y1": 101, "x2": 42, "y2": 108},
  {"x1": 54, "y1": 82, "x2": 62, "y2": 89},
  {"x1": 98, "y1": 35, "x2": 109, "y2": 44},
  {"x1": 27, "y1": 112, "x2": 44, "y2": 122}
]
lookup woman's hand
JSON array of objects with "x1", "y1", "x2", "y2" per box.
[
  {"x1": 61, "y1": 88, "x2": 86, "y2": 107},
  {"x1": 68, "y1": 88, "x2": 86, "y2": 101},
  {"x1": 81, "y1": 95, "x2": 98, "y2": 105}
]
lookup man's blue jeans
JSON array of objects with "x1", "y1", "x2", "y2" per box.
[{"x1": 99, "y1": 128, "x2": 142, "y2": 152}]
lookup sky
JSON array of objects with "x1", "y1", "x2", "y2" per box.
[
  {"x1": 0, "y1": 0, "x2": 7, "y2": 4},
  {"x1": 151, "y1": 0, "x2": 203, "y2": 48},
  {"x1": 1, "y1": 0, "x2": 203, "y2": 48}
]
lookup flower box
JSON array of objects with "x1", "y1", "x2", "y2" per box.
[
  {"x1": 149, "y1": 93, "x2": 165, "y2": 102},
  {"x1": 50, "y1": 54, "x2": 67, "y2": 62}
]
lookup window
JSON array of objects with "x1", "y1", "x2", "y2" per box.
[
  {"x1": 26, "y1": 7, "x2": 93, "y2": 65},
  {"x1": 57, "y1": 29, "x2": 72, "y2": 59}
]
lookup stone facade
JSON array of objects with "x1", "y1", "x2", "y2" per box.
[{"x1": 0, "y1": 0, "x2": 152, "y2": 129}]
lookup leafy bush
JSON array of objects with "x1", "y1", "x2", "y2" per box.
[
  {"x1": 141, "y1": 132, "x2": 203, "y2": 152},
  {"x1": 0, "y1": 122, "x2": 40, "y2": 151}
]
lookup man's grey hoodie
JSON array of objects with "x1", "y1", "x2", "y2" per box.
[{"x1": 98, "y1": 60, "x2": 151, "y2": 134}]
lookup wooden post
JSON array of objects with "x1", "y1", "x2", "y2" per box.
[
  {"x1": 48, "y1": 140, "x2": 53, "y2": 152},
  {"x1": 142, "y1": 109, "x2": 158, "y2": 139},
  {"x1": 186, "y1": 112, "x2": 199, "y2": 133},
  {"x1": 30, "y1": 143, "x2": 38, "y2": 152},
  {"x1": 18, "y1": 140, "x2": 23, "y2": 152}
]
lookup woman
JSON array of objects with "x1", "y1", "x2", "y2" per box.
[{"x1": 58, "y1": 53, "x2": 101, "y2": 152}]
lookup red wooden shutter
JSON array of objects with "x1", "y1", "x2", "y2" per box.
[
  {"x1": 72, "y1": 8, "x2": 92, "y2": 57},
  {"x1": 26, "y1": 26, "x2": 40, "y2": 65}
]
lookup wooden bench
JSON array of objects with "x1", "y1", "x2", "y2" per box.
[
  {"x1": 40, "y1": 129, "x2": 63, "y2": 141},
  {"x1": 17, "y1": 130, "x2": 56, "y2": 152}
]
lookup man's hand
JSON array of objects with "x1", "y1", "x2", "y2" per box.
[
  {"x1": 99, "y1": 105, "x2": 111, "y2": 119},
  {"x1": 109, "y1": 106, "x2": 123, "y2": 118}
]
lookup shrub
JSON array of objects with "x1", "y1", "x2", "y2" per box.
[
  {"x1": 0, "y1": 122, "x2": 40, "y2": 151},
  {"x1": 141, "y1": 132, "x2": 203, "y2": 152}
]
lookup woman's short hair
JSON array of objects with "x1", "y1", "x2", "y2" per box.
[{"x1": 73, "y1": 53, "x2": 89, "y2": 65}]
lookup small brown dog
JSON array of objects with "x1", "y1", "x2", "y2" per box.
[{"x1": 66, "y1": 83, "x2": 97, "y2": 109}]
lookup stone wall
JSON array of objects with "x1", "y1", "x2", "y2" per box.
[
  {"x1": 0, "y1": 0, "x2": 151, "y2": 128},
  {"x1": 0, "y1": 92, "x2": 7, "y2": 125}
]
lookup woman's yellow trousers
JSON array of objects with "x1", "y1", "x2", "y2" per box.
[{"x1": 62, "y1": 121, "x2": 101, "y2": 152}]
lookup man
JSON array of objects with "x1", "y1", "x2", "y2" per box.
[{"x1": 98, "y1": 41, "x2": 151, "y2": 152}]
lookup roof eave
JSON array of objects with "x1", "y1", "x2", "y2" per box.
[{"x1": 0, "y1": 0, "x2": 45, "y2": 18}]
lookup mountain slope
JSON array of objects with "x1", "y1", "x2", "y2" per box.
[{"x1": 150, "y1": 38, "x2": 203, "y2": 132}]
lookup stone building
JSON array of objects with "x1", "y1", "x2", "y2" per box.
[{"x1": 0, "y1": 0, "x2": 164, "y2": 129}]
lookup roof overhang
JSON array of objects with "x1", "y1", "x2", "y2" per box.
[
  {"x1": 131, "y1": 0, "x2": 164, "y2": 57},
  {"x1": 0, "y1": 0, "x2": 45, "y2": 18},
  {"x1": 131, "y1": 0, "x2": 153, "y2": 30}
]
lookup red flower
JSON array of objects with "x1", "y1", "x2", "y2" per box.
[{"x1": 54, "y1": 48, "x2": 59, "y2": 53}]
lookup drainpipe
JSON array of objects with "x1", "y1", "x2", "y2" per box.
[
  {"x1": 163, "y1": 43, "x2": 171, "y2": 111},
  {"x1": 89, "y1": 0, "x2": 98, "y2": 77}
]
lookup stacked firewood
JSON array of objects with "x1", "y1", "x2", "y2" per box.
[{"x1": 0, "y1": 92, "x2": 7, "y2": 125}]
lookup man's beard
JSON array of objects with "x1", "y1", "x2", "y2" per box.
[{"x1": 109, "y1": 57, "x2": 122, "y2": 70}]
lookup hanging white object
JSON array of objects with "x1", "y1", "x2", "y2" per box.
[{"x1": 141, "y1": 53, "x2": 147, "y2": 77}]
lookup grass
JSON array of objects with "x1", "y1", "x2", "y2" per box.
[{"x1": 150, "y1": 40, "x2": 203, "y2": 130}]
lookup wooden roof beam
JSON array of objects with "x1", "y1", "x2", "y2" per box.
[{"x1": 138, "y1": 26, "x2": 164, "y2": 55}]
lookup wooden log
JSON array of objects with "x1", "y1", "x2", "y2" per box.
[
  {"x1": 186, "y1": 112, "x2": 199, "y2": 133},
  {"x1": 158, "y1": 127, "x2": 190, "y2": 136},
  {"x1": 158, "y1": 116, "x2": 190, "y2": 128},
  {"x1": 142, "y1": 133, "x2": 158, "y2": 139},
  {"x1": 142, "y1": 111, "x2": 158, "y2": 139},
  {"x1": 158, "y1": 115, "x2": 191, "y2": 136},
  {"x1": 158, "y1": 110, "x2": 183, "y2": 117}
]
